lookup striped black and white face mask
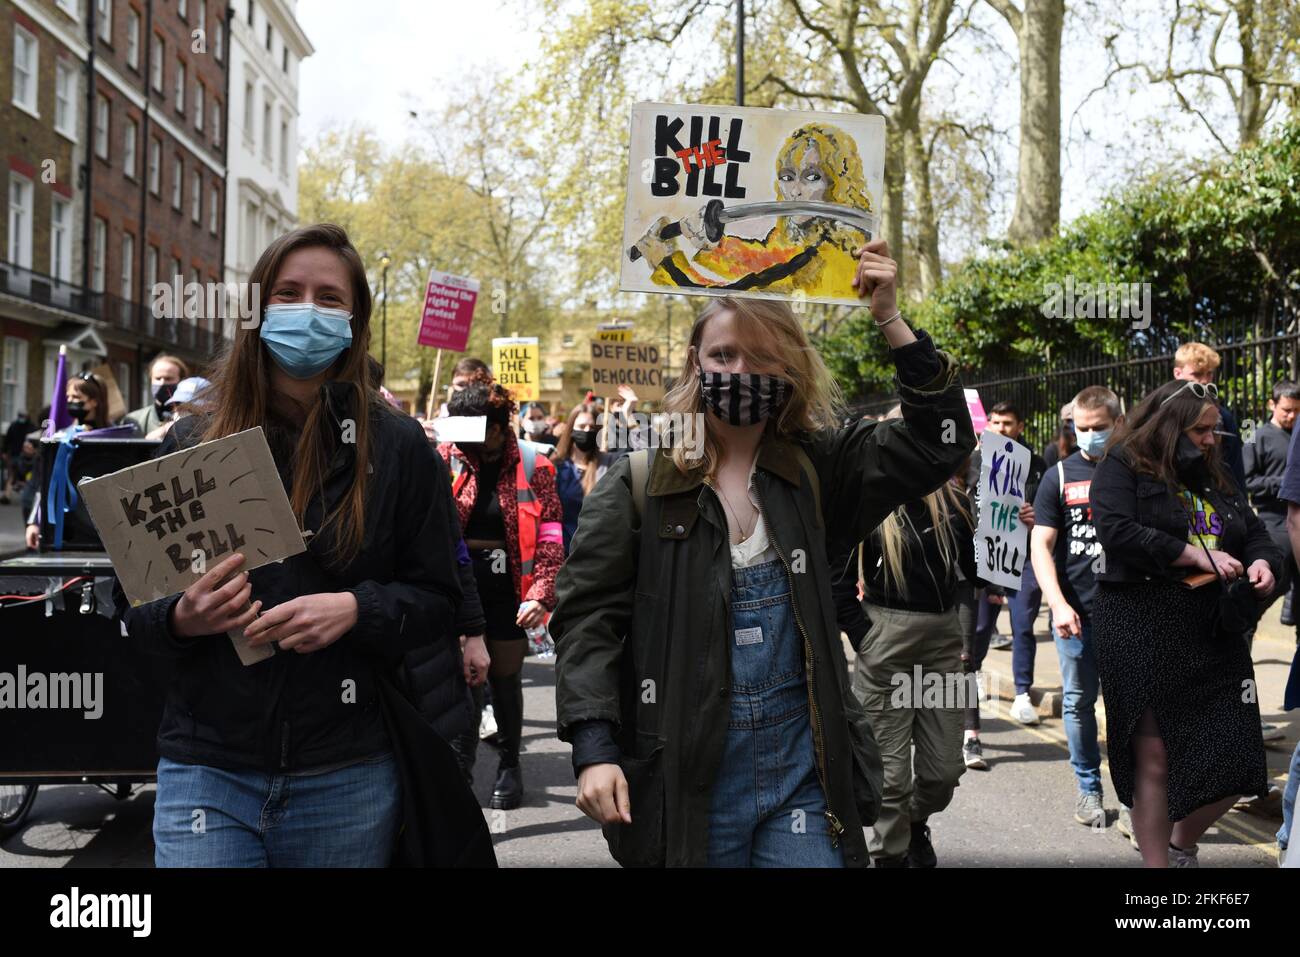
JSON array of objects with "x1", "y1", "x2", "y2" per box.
[{"x1": 699, "y1": 372, "x2": 791, "y2": 425}]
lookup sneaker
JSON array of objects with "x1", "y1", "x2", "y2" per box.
[
  {"x1": 1168, "y1": 842, "x2": 1199, "y2": 868},
  {"x1": 1117, "y1": 806, "x2": 1140, "y2": 850},
  {"x1": 989, "y1": 631, "x2": 1012, "y2": 650},
  {"x1": 1261, "y1": 721, "x2": 1285, "y2": 742},
  {"x1": 1009, "y1": 693, "x2": 1039, "y2": 725},
  {"x1": 479, "y1": 704, "x2": 499, "y2": 741},
  {"x1": 962, "y1": 737, "x2": 988, "y2": 770},
  {"x1": 906, "y1": 821, "x2": 937, "y2": 868},
  {"x1": 1074, "y1": 790, "x2": 1104, "y2": 827}
]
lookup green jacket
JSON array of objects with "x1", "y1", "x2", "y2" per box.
[{"x1": 551, "y1": 349, "x2": 976, "y2": 867}]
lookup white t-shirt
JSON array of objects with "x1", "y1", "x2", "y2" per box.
[{"x1": 726, "y1": 461, "x2": 778, "y2": 569}]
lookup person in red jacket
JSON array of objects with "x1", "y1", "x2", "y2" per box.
[{"x1": 437, "y1": 378, "x2": 564, "y2": 809}]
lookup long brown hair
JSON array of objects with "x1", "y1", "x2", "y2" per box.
[
  {"x1": 1106, "y1": 379, "x2": 1233, "y2": 494},
  {"x1": 199, "y1": 223, "x2": 382, "y2": 566},
  {"x1": 553, "y1": 402, "x2": 600, "y2": 496},
  {"x1": 660, "y1": 296, "x2": 842, "y2": 477}
]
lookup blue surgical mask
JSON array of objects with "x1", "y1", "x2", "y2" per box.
[
  {"x1": 260, "y1": 302, "x2": 354, "y2": 379},
  {"x1": 1076, "y1": 427, "x2": 1111, "y2": 458}
]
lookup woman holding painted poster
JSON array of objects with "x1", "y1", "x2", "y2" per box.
[
  {"x1": 116, "y1": 224, "x2": 469, "y2": 867},
  {"x1": 437, "y1": 379, "x2": 565, "y2": 811},
  {"x1": 1091, "y1": 379, "x2": 1282, "y2": 867},
  {"x1": 551, "y1": 239, "x2": 976, "y2": 868}
]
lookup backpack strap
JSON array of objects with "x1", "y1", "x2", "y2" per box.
[
  {"x1": 518, "y1": 440, "x2": 538, "y2": 484},
  {"x1": 629, "y1": 448, "x2": 650, "y2": 523},
  {"x1": 1057, "y1": 460, "x2": 1065, "y2": 505},
  {"x1": 791, "y1": 444, "x2": 823, "y2": 526}
]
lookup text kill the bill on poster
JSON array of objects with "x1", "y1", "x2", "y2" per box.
[{"x1": 620, "y1": 103, "x2": 885, "y2": 307}]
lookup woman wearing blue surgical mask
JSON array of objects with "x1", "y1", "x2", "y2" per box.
[
  {"x1": 115, "y1": 223, "x2": 479, "y2": 868},
  {"x1": 551, "y1": 240, "x2": 978, "y2": 868}
]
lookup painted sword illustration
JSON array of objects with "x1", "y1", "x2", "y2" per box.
[{"x1": 628, "y1": 198, "x2": 878, "y2": 261}]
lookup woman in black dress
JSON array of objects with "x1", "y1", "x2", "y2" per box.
[{"x1": 1091, "y1": 379, "x2": 1282, "y2": 867}]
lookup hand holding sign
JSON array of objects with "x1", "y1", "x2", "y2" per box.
[
  {"x1": 851, "y1": 239, "x2": 898, "y2": 321},
  {"x1": 244, "y1": 592, "x2": 358, "y2": 654},
  {"x1": 171, "y1": 552, "x2": 262, "y2": 638}
]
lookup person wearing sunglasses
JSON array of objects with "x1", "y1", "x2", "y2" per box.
[
  {"x1": 1090, "y1": 379, "x2": 1281, "y2": 867},
  {"x1": 1172, "y1": 343, "x2": 1246, "y2": 493}
]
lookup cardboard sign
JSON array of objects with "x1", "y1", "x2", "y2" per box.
[
  {"x1": 596, "y1": 321, "x2": 634, "y2": 343},
  {"x1": 90, "y1": 364, "x2": 128, "y2": 423},
  {"x1": 79, "y1": 428, "x2": 306, "y2": 664},
  {"x1": 492, "y1": 337, "x2": 539, "y2": 402},
  {"x1": 587, "y1": 340, "x2": 666, "y2": 400},
  {"x1": 964, "y1": 389, "x2": 988, "y2": 435},
  {"x1": 418, "y1": 269, "x2": 479, "y2": 352},
  {"x1": 973, "y1": 430, "x2": 1031, "y2": 591},
  {"x1": 620, "y1": 102, "x2": 885, "y2": 306}
]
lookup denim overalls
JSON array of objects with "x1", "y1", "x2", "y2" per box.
[{"x1": 705, "y1": 557, "x2": 845, "y2": 867}]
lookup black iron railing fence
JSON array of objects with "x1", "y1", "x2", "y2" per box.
[{"x1": 852, "y1": 312, "x2": 1300, "y2": 451}]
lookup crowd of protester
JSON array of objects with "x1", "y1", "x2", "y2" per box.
[{"x1": 14, "y1": 220, "x2": 1299, "y2": 870}]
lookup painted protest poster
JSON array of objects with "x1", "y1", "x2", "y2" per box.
[
  {"x1": 974, "y1": 430, "x2": 1031, "y2": 591},
  {"x1": 492, "y1": 337, "x2": 539, "y2": 402},
  {"x1": 620, "y1": 102, "x2": 885, "y2": 306},
  {"x1": 587, "y1": 340, "x2": 666, "y2": 400},
  {"x1": 79, "y1": 427, "x2": 306, "y2": 607},
  {"x1": 418, "y1": 269, "x2": 479, "y2": 352},
  {"x1": 596, "y1": 321, "x2": 634, "y2": 343}
]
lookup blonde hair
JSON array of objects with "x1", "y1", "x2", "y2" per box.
[
  {"x1": 660, "y1": 297, "x2": 842, "y2": 478},
  {"x1": 1174, "y1": 342, "x2": 1221, "y2": 374},
  {"x1": 774, "y1": 124, "x2": 874, "y2": 251},
  {"x1": 873, "y1": 481, "x2": 972, "y2": 600}
]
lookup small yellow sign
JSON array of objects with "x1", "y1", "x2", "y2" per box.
[{"x1": 492, "y1": 336, "x2": 540, "y2": 402}]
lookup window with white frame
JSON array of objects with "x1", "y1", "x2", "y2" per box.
[
  {"x1": 55, "y1": 59, "x2": 78, "y2": 137},
  {"x1": 117, "y1": 361, "x2": 132, "y2": 406},
  {"x1": 92, "y1": 218, "x2": 107, "y2": 293},
  {"x1": 248, "y1": 0, "x2": 255, "y2": 26},
  {"x1": 199, "y1": 1, "x2": 207, "y2": 28},
  {"x1": 146, "y1": 245, "x2": 158, "y2": 294},
  {"x1": 95, "y1": 93, "x2": 111, "y2": 160},
  {"x1": 215, "y1": 21, "x2": 224, "y2": 61},
  {"x1": 97, "y1": 0, "x2": 113, "y2": 43},
  {"x1": 12, "y1": 26, "x2": 38, "y2": 115},
  {"x1": 265, "y1": 22, "x2": 272, "y2": 51},
  {"x1": 209, "y1": 185, "x2": 219, "y2": 234},
  {"x1": 149, "y1": 137, "x2": 161, "y2": 194},
  {"x1": 2, "y1": 337, "x2": 30, "y2": 429},
  {"x1": 178, "y1": 0, "x2": 188, "y2": 19},
  {"x1": 279, "y1": 117, "x2": 289, "y2": 175},
  {"x1": 212, "y1": 101, "x2": 222, "y2": 147},
  {"x1": 151, "y1": 35, "x2": 163, "y2": 91},
  {"x1": 191, "y1": 171, "x2": 201, "y2": 222},
  {"x1": 262, "y1": 101, "x2": 272, "y2": 160},
  {"x1": 194, "y1": 82, "x2": 204, "y2": 131},
  {"x1": 51, "y1": 195, "x2": 72, "y2": 282},
  {"x1": 175, "y1": 60, "x2": 185, "y2": 113},
  {"x1": 7, "y1": 175, "x2": 33, "y2": 269},
  {"x1": 126, "y1": 9, "x2": 140, "y2": 69},
  {"x1": 244, "y1": 82, "x2": 255, "y2": 140},
  {"x1": 172, "y1": 156, "x2": 182, "y2": 209},
  {"x1": 124, "y1": 119, "x2": 137, "y2": 178},
  {"x1": 55, "y1": 0, "x2": 78, "y2": 19},
  {"x1": 121, "y1": 232, "x2": 135, "y2": 302}
]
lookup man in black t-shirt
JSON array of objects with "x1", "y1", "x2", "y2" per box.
[{"x1": 1031, "y1": 386, "x2": 1117, "y2": 832}]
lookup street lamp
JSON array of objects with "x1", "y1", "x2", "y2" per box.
[{"x1": 379, "y1": 253, "x2": 391, "y2": 384}]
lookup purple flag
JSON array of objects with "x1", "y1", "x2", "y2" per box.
[{"x1": 45, "y1": 346, "x2": 72, "y2": 436}]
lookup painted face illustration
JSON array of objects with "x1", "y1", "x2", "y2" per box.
[{"x1": 777, "y1": 145, "x2": 829, "y2": 225}]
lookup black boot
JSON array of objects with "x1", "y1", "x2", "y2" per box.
[
  {"x1": 906, "y1": 821, "x2": 937, "y2": 868},
  {"x1": 488, "y1": 672, "x2": 524, "y2": 810}
]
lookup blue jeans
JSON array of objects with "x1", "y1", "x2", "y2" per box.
[
  {"x1": 1054, "y1": 617, "x2": 1102, "y2": 794},
  {"x1": 1279, "y1": 739, "x2": 1300, "y2": 852},
  {"x1": 1008, "y1": 559, "x2": 1042, "y2": 694},
  {"x1": 706, "y1": 559, "x2": 844, "y2": 868},
  {"x1": 153, "y1": 753, "x2": 400, "y2": 867}
]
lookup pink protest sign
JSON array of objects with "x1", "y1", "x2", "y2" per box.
[
  {"x1": 418, "y1": 269, "x2": 479, "y2": 351},
  {"x1": 965, "y1": 388, "x2": 987, "y2": 434}
]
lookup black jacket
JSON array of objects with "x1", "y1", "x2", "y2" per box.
[
  {"x1": 1243, "y1": 420, "x2": 1292, "y2": 526},
  {"x1": 1091, "y1": 442, "x2": 1281, "y2": 585},
  {"x1": 116, "y1": 383, "x2": 464, "y2": 772}
]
